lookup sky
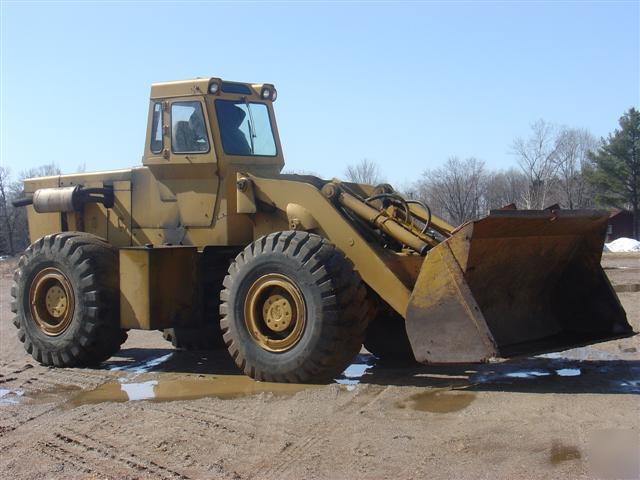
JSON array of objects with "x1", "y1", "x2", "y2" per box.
[{"x1": 1, "y1": 0, "x2": 639, "y2": 186}]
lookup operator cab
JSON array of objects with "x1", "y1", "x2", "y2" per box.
[{"x1": 144, "y1": 77, "x2": 284, "y2": 174}]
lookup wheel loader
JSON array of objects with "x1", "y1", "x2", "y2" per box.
[{"x1": 10, "y1": 77, "x2": 634, "y2": 383}]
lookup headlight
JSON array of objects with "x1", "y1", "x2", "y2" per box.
[
  {"x1": 271, "y1": 89, "x2": 277, "y2": 101},
  {"x1": 209, "y1": 82, "x2": 220, "y2": 94},
  {"x1": 261, "y1": 87, "x2": 271, "y2": 99}
]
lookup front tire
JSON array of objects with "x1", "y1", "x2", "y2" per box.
[
  {"x1": 220, "y1": 231, "x2": 371, "y2": 383},
  {"x1": 11, "y1": 233, "x2": 127, "y2": 367}
]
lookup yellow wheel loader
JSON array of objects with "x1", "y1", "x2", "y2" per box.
[{"x1": 11, "y1": 77, "x2": 634, "y2": 382}]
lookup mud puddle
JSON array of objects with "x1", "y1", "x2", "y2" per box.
[
  {"x1": 76, "y1": 356, "x2": 376, "y2": 405},
  {"x1": 613, "y1": 283, "x2": 640, "y2": 292},
  {"x1": 0, "y1": 388, "x2": 25, "y2": 406},
  {"x1": 550, "y1": 440, "x2": 581, "y2": 465},
  {"x1": 396, "y1": 388, "x2": 476, "y2": 413},
  {"x1": 71, "y1": 374, "x2": 314, "y2": 405}
]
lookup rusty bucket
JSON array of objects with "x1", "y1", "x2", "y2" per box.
[{"x1": 405, "y1": 209, "x2": 634, "y2": 363}]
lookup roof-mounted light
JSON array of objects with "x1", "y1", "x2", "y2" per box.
[
  {"x1": 208, "y1": 81, "x2": 220, "y2": 94},
  {"x1": 260, "y1": 86, "x2": 277, "y2": 101}
]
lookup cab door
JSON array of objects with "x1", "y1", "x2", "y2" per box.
[{"x1": 136, "y1": 97, "x2": 220, "y2": 239}]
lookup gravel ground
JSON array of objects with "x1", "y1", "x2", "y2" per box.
[{"x1": 0, "y1": 253, "x2": 638, "y2": 480}]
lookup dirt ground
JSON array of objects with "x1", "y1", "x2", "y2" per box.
[{"x1": 0, "y1": 253, "x2": 638, "y2": 480}]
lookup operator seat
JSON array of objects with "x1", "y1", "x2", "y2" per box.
[
  {"x1": 173, "y1": 121, "x2": 197, "y2": 152},
  {"x1": 217, "y1": 102, "x2": 251, "y2": 155}
]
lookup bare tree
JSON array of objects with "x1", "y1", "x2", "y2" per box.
[
  {"x1": 511, "y1": 120, "x2": 560, "y2": 209},
  {"x1": 21, "y1": 163, "x2": 61, "y2": 180},
  {"x1": 554, "y1": 128, "x2": 597, "y2": 209},
  {"x1": 483, "y1": 168, "x2": 528, "y2": 210},
  {"x1": 415, "y1": 157, "x2": 486, "y2": 225},
  {"x1": 0, "y1": 163, "x2": 63, "y2": 254},
  {"x1": 0, "y1": 167, "x2": 17, "y2": 254},
  {"x1": 345, "y1": 159, "x2": 384, "y2": 185}
]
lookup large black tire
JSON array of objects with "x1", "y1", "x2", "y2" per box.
[
  {"x1": 364, "y1": 308, "x2": 417, "y2": 365},
  {"x1": 11, "y1": 232, "x2": 127, "y2": 367},
  {"x1": 162, "y1": 252, "x2": 231, "y2": 350},
  {"x1": 220, "y1": 231, "x2": 372, "y2": 383}
]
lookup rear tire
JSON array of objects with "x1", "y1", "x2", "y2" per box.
[
  {"x1": 162, "y1": 253, "x2": 229, "y2": 350},
  {"x1": 11, "y1": 233, "x2": 127, "y2": 367},
  {"x1": 220, "y1": 231, "x2": 372, "y2": 383}
]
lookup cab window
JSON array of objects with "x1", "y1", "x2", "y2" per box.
[
  {"x1": 215, "y1": 100, "x2": 276, "y2": 156},
  {"x1": 150, "y1": 102, "x2": 163, "y2": 153},
  {"x1": 171, "y1": 101, "x2": 210, "y2": 153}
]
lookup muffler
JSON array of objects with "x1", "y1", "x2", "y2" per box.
[{"x1": 12, "y1": 185, "x2": 114, "y2": 213}]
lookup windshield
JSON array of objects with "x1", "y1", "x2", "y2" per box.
[{"x1": 215, "y1": 99, "x2": 277, "y2": 156}]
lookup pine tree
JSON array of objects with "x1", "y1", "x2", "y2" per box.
[{"x1": 589, "y1": 108, "x2": 640, "y2": 239}]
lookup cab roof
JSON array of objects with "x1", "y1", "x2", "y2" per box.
[{"x1": 150, "y1": 77, "x2": 268, "y2": 99}]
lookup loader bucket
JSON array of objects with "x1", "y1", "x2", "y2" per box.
[{"x1": 405, "y1": 209, "x2": 634, "y2": 363}]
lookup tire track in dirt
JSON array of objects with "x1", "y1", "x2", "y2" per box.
[
  {"x1": 40, "y1": 367, "x2": 116, "y2": 387},
  {"x1": 0, "y1": 363, "x2": 34, "y2": 386},
  {"x1": 143, "y1": 403, "x2": 257, "y2": 443},
  {"x1": 38, "y1": 439, "x2": 107, "y2": 477},
  {"x1": 254, "y1": 387, "x2": 388, "y2": 480},
  {"x1": 0, "y1": 363, "x2": 34, "y2": 376},
  {"x1": 0, "y1": 376, "x2": 18, "y2": 385},
  {"x1": 0, "y1": 404, "x2": 60, "y2": 439},
  {"x1": 0, "y1": 365, "x2": 109, "y2": 392},
  {"x1": 55, "y1": 427, "x2": 190, "y2": 480},
  {"x1": 62, "y1": 404, "x2": 245, "y2": 479}
]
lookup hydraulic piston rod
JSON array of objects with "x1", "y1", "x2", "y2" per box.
[{"x1": 337, "y1": 190, "x2": 429, "y2": 255}]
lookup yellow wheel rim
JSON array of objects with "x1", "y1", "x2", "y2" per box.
[
  {"x1": 29, "y1": 267, "x2": 75, "y2": 336},
  {"x1": 244, "y1": 273, "x2": 306, "y2": 352}
]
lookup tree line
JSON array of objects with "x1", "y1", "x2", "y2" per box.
[
  {"x1": 1, "y1": 108, "x2": 638, "y2": 255},
  {"x1": 0, "y1": 164, "x2": 62, "y2": 255},
  {"x1": 346, "y1": 108, "x2": 639, "y2": 239}
]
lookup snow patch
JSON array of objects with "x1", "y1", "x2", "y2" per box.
[
  {"x1": 605, "y1": 237, "x2": 640, "y2": 253},
  {"x1": 556, "y1": 368, "x2": 581, "y2": 377},
  {"x1": 505, "y1": 371, "x2": 551, "y2": 378}
]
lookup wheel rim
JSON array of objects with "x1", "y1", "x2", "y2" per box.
[
  {"x1": 29, "y1": 267, "x2": 75, "y2": 336},
  {"x1": 244, "y1": 273, "x2": 306, "y2": 352}
]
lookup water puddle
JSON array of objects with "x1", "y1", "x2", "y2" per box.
[
  {"x1": 550, "y1": 440, "x2": 581, "y2": 465},
  {"x1": 120, "y1": 380, "x2": 158, "y2": 401},
  {"x1": 336, "y1": 358, "x2": 375, "y2": 390},
  {"x1": 69, "y1": 352, "x2": 376, "y2": 405},
  {"x1": 105, "y1": 353, "x2": 175, "y2": 373},
  {"x1": 71, "y1": 374, "x2": 313, "y2": 406},
  {"x1": 0, "y1": 388, "x2": 25, "y2": 406},
  {"x1": 470, "y1": 360, "x2": 640, "y2": 393},
  {"x1": 396, "y1": 389, "x2": 476, "y2": 413},
  {"x1": 614, "y1": 283, "x2": 640, "y2": 293}
]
